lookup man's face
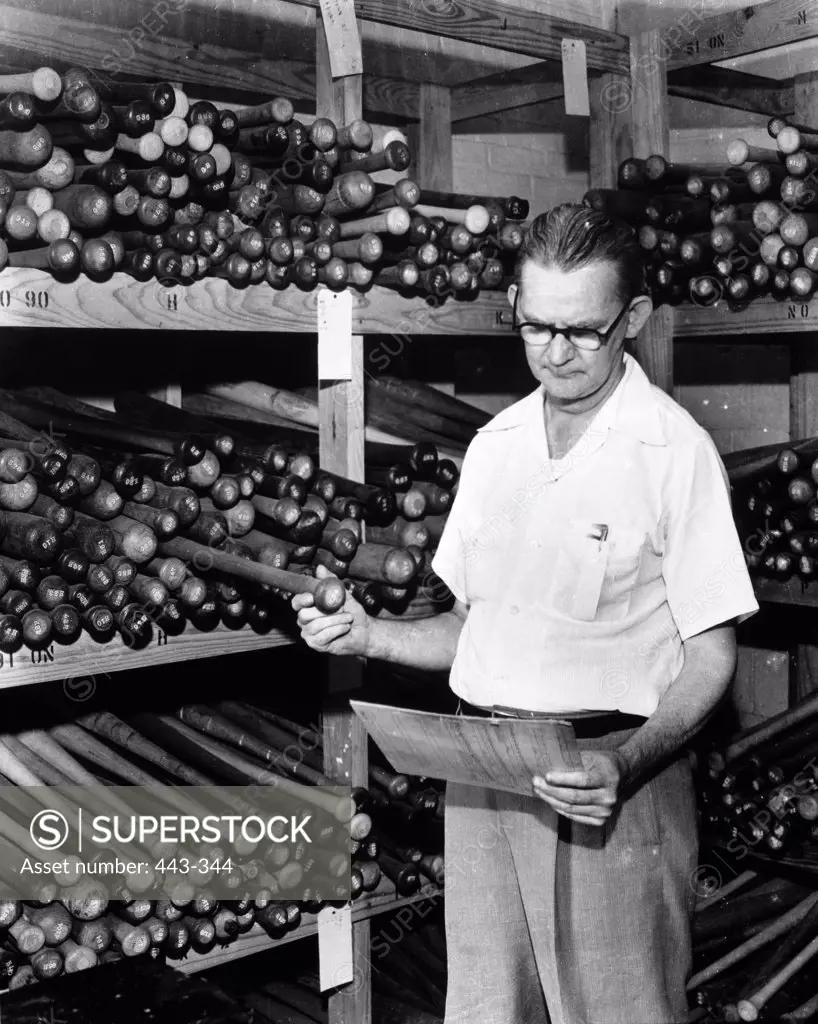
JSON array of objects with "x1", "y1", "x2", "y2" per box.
[{"x1": 513, "y1": 260, "x2": 631, "y2": 404}]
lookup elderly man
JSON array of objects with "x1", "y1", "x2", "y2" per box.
[{"x1": 294, "y1": 204, "x2": 759, "y2": 1024}]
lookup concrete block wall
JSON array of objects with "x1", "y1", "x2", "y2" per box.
[
  {"x1": 673, "y1": 385, "x2": 790, "y2": 456},
  {"x1": 452, "y1": 131, "x2": 587, "y2": 216}
]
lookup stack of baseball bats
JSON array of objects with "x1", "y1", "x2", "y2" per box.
[
  {"x1": 239, "y1": 912, "x2": 449, "y2": 1024},
  {"x1": 688, "y1": 690, "x2": 818, "y2": 1018},
  {"x1": 724, "y1": 439, "x2": 818, "y2": 585},
  {"x1": 0, "y1": 67, "x2": 527, "y2": 296},
  {"x1": 584, "y1": 117, "x2": 818, "y2": 309},
  {"x1": 689, "y1": 873, "x2": 818, "y2": 1021},
  {"x1": 699, "y1": 689, "x2": 818, "y2": 864},
  {"x1": 0, "y1": 700, "x2": 444, "y2": 988},
  {"x1": 0, "y1": 376, "x2": 481, "y2": 655}
]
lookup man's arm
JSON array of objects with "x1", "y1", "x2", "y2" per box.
[
  {"x1": 534, "y1": 624, "x2": 736, "y2": 826},
  {"x1": 616, "y1": 623, "x2": 736, "y2": 787},
  {"x1": 293, "y1": 567, "x2": 468, "y2": 673},
  {"x1": 366, "y1": 603, "x2": 468, "y2": 671}
]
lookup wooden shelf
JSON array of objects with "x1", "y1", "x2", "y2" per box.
[
  {"x1": 0, "y1": 623, "x2": 296, "y2": 690},
  {"x1": 7, "y1": 268, "x2": 818, "y2": 339},
  {"x1": 674, "y1": 298, "x2": 818, "y2": 338},
  {"x1": 752, "y1": 576, "x2": 818, "y2": 608},
  {"x1": 0, "y1": 269, "x2": 510, "y2": 336},
  {"x1": 664, "y1": 0, "x2": 816, "y2": 71},
  {"x1": 175, "y1": 884, "x2": 443, "y2": 975}
]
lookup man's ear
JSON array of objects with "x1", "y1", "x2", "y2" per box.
[
  {"x1": 624, "y1": 294, "x2": 654, "y2": 337},
  {"x1": 507, "y1": 282, "x2": 518, "y2": 309}
]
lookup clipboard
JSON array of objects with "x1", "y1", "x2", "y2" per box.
[{"x1": 350, "y1": 701, "x2": 583, "y2": 796}]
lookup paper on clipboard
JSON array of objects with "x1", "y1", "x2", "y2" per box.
[{"x1": 350, "y1": 701, "x2": 583, "y2": 796}]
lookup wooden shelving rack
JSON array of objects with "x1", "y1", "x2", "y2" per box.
[{"x1": 0, "y1": 0, "x2": 816, "y2": 1018}]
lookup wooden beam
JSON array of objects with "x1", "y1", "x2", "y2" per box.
[
  {"x1": 630, "y1": 30, "x2": 673, "y2": 394},
  {"x1": 0, "y1": 5, "x2": 419, "y2": 119},
  {"x1": 287, "y1": 0, "x2": 629, "y2": 72},
  {"x1": 789, "y1": 70, "x2": 818, "y2": 446},
  {"x1": 315, "y1": 15, "x2": 370, "y2": 1024},
  {"x1": 664, "y1": 0, "x2": 818, "y2": 71},
  {"x1": 412, "y1": 84, "x2": 453, "y2": 192},
  {"x1": 451, "y1": 62, "x2": 565, "y2": 123},
  {"x1": 667, "y1": 66, "x2": 794, "y2": 118},
  {"x1": 589, "y1": 73, "x2": 630, "y2": 189}
]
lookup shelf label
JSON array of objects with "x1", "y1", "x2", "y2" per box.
[
  {"x1": 0, "y1": 287, "x2": 49, "y2": 313},
  {"x1": 319, "y1": 0, "x2": 362, "y2": 77},
  {"x1": 318, "y1": 288, "x2": 353, "y2": 381},
  {"x1": 318, "y1": 903, "x2": 354, "y2": 992},
  {"x1": 562, "y1": 39, "x2": 589, "y2": 116}
]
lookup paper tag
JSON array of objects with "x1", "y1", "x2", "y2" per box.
[
  {"x1": 318, "y1": 903, "x2": 353, "y2": 991},
  {"x1": 318, "y1": 287, "x2": 353, "y2": 381},
  {"x1": 319, "y1": 0, "x2": 363, "y2": 78},
  {"x1": 561, "y1": 38, "x2": 590, "y2": 116}
]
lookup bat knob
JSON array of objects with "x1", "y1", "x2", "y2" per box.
[{"x1": 314, "y1": 576, "x2": 346, "y2": 615}]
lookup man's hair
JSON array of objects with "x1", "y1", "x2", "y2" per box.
[{"x1": 514, "y1": 203, "x2": 646, "y2": 302}]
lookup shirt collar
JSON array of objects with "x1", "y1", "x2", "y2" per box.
[{"x1": 477, "y1": 353, "x2": 667, "y2": 446}]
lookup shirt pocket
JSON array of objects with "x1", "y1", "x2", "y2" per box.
[
  {"x1": 545, "y1": 520, "x2": 646, "y2": 623},
  {"x1": 598, "y1": 525, "x2": 647, "y2": 622}
]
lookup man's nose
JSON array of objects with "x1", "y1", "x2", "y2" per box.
[{"x1": 547, "y1": 333, "x2": 574, "y2": 366}]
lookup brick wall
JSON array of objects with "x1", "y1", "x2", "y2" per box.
[{"x1": 452, "y1": 130, "x2": 588, "y2": 216}]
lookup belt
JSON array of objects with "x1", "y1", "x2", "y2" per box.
[{"x1": 459, "y1": 701, "x2": 647, "y2": 739}]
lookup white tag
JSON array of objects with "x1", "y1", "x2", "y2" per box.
[
  {"x1": 318, "y1": 287, "x2": 353, "y2": 381},
  {"x1": 319, "y1": 0, "x2": 363, "y2": 78},
  {"x1": 561, "y1": 38, "x2": 590, "y2": 116},
  {"x1": 318, "y1": 903, "x2": 353, "y2": 991}
]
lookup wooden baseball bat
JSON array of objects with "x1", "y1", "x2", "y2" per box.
[
  {"x1": 0, "y1": 124, "x2": 52, "y2": 168},
  {"x1": 778, "y1": 125, "x2": 818, "y2": 155},
  {"x1": 738, "y1": 935, "x2": 818, "y2": 1020},
  {"x1": 331, "y1": 232, "x2": 383, "y2": 263},
  {"x1": 204, "y1": 382, "x2": 408, "y2": 446},
  {"x1": 338, "y1": 206, "x2": 411, "y2": 239},
  {"x1": 0, "y1": 68, "x2": 62, "y2": 102},
  {"x1": 234, "y1": 98, "x2": 294, "y2": 128},
  {"x1": 413, "y1": 203, "x2": 489, "y2": 234},
  {"x1": 322, "y1": 170, "x2": 374, "y2": 216},
  {"x1": 728, "y1": 139, "x2": 783, "y2": 167},
  {"x1": 368, "y1": 179, "x2": 420, "y2": 213},
  {"x1": 339, "y1": 140, "x2": 410, "y2": 175},
  {"x1": 786, "y1": 151, "x2": 818, "y2": 178}
]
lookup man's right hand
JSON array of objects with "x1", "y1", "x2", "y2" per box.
[{"x1": 292, "y1": 565, "x2": 372, "y2": 657}]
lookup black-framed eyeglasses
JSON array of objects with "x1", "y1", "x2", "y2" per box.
[{"x1": 511, "y1": 291, "x2": 632, "y2": 351}]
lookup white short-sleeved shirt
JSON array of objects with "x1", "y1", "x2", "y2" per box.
[{"x1": 431, "y1": 353, "x2": 759, "y2": 717}]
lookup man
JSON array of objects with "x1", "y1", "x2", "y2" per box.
[{"x1": 294, "y1": 204, "x2": 759, "y2": 1024}]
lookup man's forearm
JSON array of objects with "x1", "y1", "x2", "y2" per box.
[
  {"x1": 365, "y1": 610, "x2": 464, "y2": 672},
  {"x1": 617, "y1": 626, "x2": 736, "y2": 788}
]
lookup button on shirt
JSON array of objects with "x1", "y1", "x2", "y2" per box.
[{"x1": 431, "y1": 354, "x2": 759, "y2": 717}]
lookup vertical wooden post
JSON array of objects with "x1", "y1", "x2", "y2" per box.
[
  {"x1": 789, "y1": 72, "x2": 818, "y2": 703},
  {"x1": 412, "y1": 83, "x2": 453, "y2": 190},
  {"x1": 628, "y1": 30, "x2": 673, "y2": 393},
  {"x1": 588, "y1": 73, "x2": 630, "y2": 189},
  {"x1": 315, "y1": 15, "x2": 371, "y2": 1024},
  {"x1": 410, "y1": 81, "x2": 455, "y2": 390},
  {"x1": 789, "y1": 71, "x2": 818, "y2": 443}
]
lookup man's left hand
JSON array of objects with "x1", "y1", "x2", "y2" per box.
[{"x1": 532, "y1": 750, "x2": 628, "y2": 826}]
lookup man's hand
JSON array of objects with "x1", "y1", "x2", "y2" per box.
[
  {"x1": 532, "y1": 750, "x2": 627, "y2": 826},
  {"x1": 292, "y1": 565, "x2": 372, "y2": 657}
]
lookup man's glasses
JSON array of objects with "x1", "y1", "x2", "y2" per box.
[{"x1": 511, "y1": 291, "x2": 632, "y2": 352}]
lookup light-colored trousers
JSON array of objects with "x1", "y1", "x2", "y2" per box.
[{"x1": 443, "y1": 729, "x2": 698, "y2": 1024}]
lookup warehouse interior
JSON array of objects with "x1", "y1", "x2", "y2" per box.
[{"x1": 0, "y1": 0, "x2": 816, "y2": 1021}]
